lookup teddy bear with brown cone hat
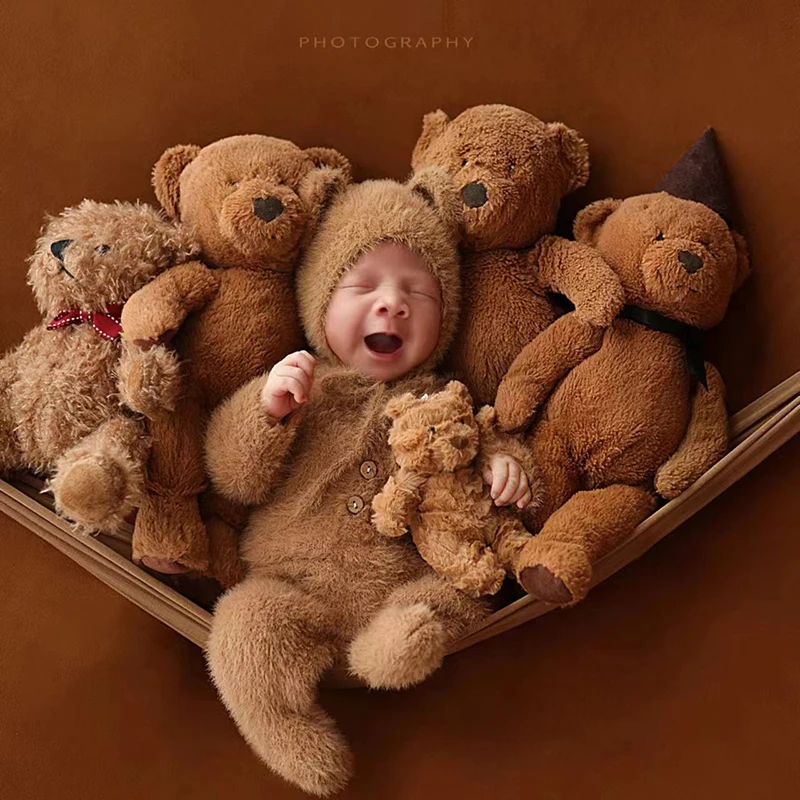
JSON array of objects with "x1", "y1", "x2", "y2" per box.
[{"x1": 495, "y1": 129, "x2": 750, "y2": 606}]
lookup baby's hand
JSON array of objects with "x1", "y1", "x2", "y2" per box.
[
  {"x1": 260, "y1": 351, "x2": 316, "y2": 420},
  {"x1": 482, "y1": 453, "x2": 533, "y2": 509}
]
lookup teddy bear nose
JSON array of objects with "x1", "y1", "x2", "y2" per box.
[
  {"x1": 50, "y1": 239, "x2": 73, "y2": 261},
  {"x1": 461, "y1": 182, "x2": 488, "y2": 208},
  {"x1": 678, "y1": 250, "x2": 703, "y2": 274},
  {"x1": 253, "y1": 196, "x2": 284, "y2": 223}
]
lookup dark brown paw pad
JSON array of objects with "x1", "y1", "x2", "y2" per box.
[{"x1": 520, "y1": 565, "x2": 574, "y2": 605}]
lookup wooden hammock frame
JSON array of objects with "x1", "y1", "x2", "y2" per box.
[{"x1": 2, "y1": 369, "x2": 799, "y2": 672}]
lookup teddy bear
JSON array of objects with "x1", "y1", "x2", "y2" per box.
[
  {"x1": 494, "y1": 129, "x2": 750, "y2": 606},
  {"x1": 372, "y1": 380, "x2": 542, "y2": 598},
  {"x1": 411, "y1": 103, "x2": 625, "y2": 406},
  {"x1": 117, "y1": 134, "x2": 351, "y2": 584},
  {"x1": 0, "y1": 200, "x2": 195, "y2": 533}
]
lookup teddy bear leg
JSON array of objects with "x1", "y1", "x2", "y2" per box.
[
  {"x1": 520, "y1": 419, "x2": 582, "y2": 534},
  {"x1": 207, "y1": 575, "x2": 351, "y2": 797},
  {"x1": 348, "y1": 572, "x2": 489, "y2": 690},
  {"x1": 50, "y1": 415, "x2": 148, "y2": 532},
  {"x1": 134, "y1": 391, "x2": 209, "y2": 574},
  {"x1": 414, "y1": 528, "x2": 506, "y2": 598},
  {"x1": 517, "y1": 484, "x2": 657, "y2": 605}
]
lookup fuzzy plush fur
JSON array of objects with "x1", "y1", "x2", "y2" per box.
[
  {"x1": 372, "y1": 380, "x2": 543, "y2": 597},
  {"x1": 412, "y1": 104, "x2": 624, "y2": 406},
  {"x1": 118, "y1": 135, "x2": 350, "y2": 584},
  {"x1": 0, "y1": 201, "x2": 193, "y2": 532},
  {"x1": 495, "y1": 191, "x2": 749, "y2": 605},
  {"x1": 204, "y1": 177, "x2": 488, "y2": 796}
]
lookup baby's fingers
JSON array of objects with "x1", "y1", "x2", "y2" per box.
[
  {"x1": 495, "y1": 463, "x2": 522, "y2": 506},
  {"x1": 491, "y1": 460, "x2": 510, "y2": 503}
]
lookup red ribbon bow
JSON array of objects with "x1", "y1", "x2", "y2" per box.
[{"x1": 47, "y1": 303, "x2": 125, "y2": 341}]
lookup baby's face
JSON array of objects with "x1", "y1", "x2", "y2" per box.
[{"x1": 325, "y1": 242, "x2": 442, "y2": 381}]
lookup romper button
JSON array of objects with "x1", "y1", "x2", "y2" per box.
[
  {"x1": 360, "y1": 460, "x2": 378, "y2": 480},
  {"x1": 347, "y1": 495, "x2": 365, "y2": 514}
]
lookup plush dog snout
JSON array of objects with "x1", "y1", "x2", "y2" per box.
[
  {"x1": 253, "y1": 196, "x2": 284, "y2": 223},
  {"x1": 50, "y1": 239, "x2": 73, "y2": 261},
  {"x1": 461, "y1": 182, "x2": 488, "y2": 208},
  {"x1": 678, "y1": 250, "x2": 703, "y2": 274}
]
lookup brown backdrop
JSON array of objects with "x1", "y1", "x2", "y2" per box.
[{"x1": 1, "y1": 1, "x2": 799, "y2": 798}]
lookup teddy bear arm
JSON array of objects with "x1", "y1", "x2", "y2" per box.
[
  {"x1": 120, "y1": 260, "x2": 220, "y2": 347},
  {"x1": 371, "y1": 469, "x2": 423, "y2": 537},
  {"x1": 205, "y1": 373, "x2": 300, "y2": 506},
  {"x1": 655, "y1": 362, "x2": 729, "y2": 500},
  {"x1": 0, "y1": 348, "x2": 23, "y2": 471},
  {"x1": 495, "y1": 313, "x2": 604, "y2": 433},
  {"x1": 532, "y1": 236, "x2": 625, "y2": 327},
  {"x1": 117, "y1": 342, "x2": 183, "y2": 417}
]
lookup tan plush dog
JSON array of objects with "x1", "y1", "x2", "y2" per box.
[
  {"x1": 118, "y1": 135, "x2": 350, "y2": 582},
  {"x1": 495, "y1": 130, "x2": 749, "y2": 606},
  {"x1": 372, "y1": 380, "x2": 541, "y2": 598},
  {"x1": 0, "y1": 201, "x2": 193, "y2": 532},
  {"x1": 411, "y1": 104, "x2": 624, "y2": 405}
]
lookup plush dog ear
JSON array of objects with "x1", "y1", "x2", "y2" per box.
[
  {"x1": 298, "y1": 166, "x2": 351, "y2": 245},
  {"x1": 151, "y1": 144, "x2": 201, "y2": 219},
  {"x1": 548, "y1": 122, "x2": 590, "y2": 194},
  {"x1": 407, "y1": 166, "x2": 461, "y2": 233},
  {"x1": 384, "y1": 392, "x2": 420, "y2": 420},
  {"x1": 303, "y1": 147, "x2": 352, "y2": 181},
  {"x1": 731, "y1": 230, "x2": 751, "y2": 291},
  {"x1": 411, "y1": 109, "x2": 451, "y2": 169},
  {"x1": 573, "y1": 198, "x2": 623, "y2": 245}
]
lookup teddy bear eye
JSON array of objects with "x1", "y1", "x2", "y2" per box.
[
  {"x1": 428, "y1": 426, "x2": 436, "y2": 434},
  {"x1": 508, "y1": 159, "x2": 516, "y2": 172},
  {"x1": 655, "y1": 232, "x2": 665, "y2": 241},
  {"x1": 95, "y1": 244, "x2": 110, "y2": 254},
  {"x1": 230, "y1": 181, "x2": 239, "y2": 188},
  {"x1": 461, "y1": 158, "x2": 468, "y2": 168}
]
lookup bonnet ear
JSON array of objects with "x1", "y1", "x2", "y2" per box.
[
  {"x1": 151, "y1": 144, "x2": 201, "y2": 219},
  {"x1": 547, "y1": 122, "x2": 590, "y2": 194},
  {"x1": 407, "y1": 166, "x2": 461, "y2": 233},
  {"x1": 303, "y1": 147, "x2": 352, "y2": 181},
  {"x1": 297, "y1": 165, "x2": 351, "y2": 244},
  {"x1": 411, "y1": 109, "x2": 451, "y2": 169},
  {"x1": 731, "y1": 230, "x2": 751, "y2": 291},
  {"x1": 573, "y1": 198, "x2": 623, "y2": 246},
  {"x1": 384, "y1": 392, "x2": 419, "y2": 420}
]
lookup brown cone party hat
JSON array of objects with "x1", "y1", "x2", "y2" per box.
[{"x1": 654, "y1": 128, "x2": 736, "y2": 227}]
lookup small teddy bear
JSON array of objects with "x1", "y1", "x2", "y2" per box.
[
  {"x1": 0, "y1": 200, "x2": 194, "y2": 532},
  {"x1": 118, "y1": 134, "x2": 351, "y2": 583},
  {"x1": 372, "y1": 380, "x2": 541, "y2": 598},
  {"x1": 495, "y1": 129, "x2": 749, "y2": 606}
]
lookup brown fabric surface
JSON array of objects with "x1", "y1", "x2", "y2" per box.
[
  {"x1": 1, "y1": 0, "x2": 799, "y2": 796},
  {"x1": 2, "y1": 437, "x2": 799, "y2": 799}
]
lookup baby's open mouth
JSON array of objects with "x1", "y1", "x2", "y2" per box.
[{"x1": 364, "y1": 333, "x2": 403, "y2": 354}]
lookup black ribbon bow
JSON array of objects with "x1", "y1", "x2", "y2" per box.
[{"x1": 618, "y1": 304, "x2": 708, "y2": 388}]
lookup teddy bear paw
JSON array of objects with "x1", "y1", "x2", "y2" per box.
[
  {"x1": 451, "y1": 548, "x2": 506, "y2": 598},
  {"x1": 517, "y1": 540, "x2": 593, "y2": 605},
  {"x1": 52, "y1": 456, "x2": 132, "y2": 531},
  {"x1": 118, "y1": 344, "x2": 182, "y2": 417},
  {"x1": 348, "y1": 602, "x2": 446, "y2": 689}
]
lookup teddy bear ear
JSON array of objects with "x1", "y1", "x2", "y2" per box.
[
  {"x1": 444, "y1": 380, "x2": 474, "y2": 407},
  {"x1": 411, "y1": 109, "x2": 451, "y2": 169},
  {"x1": 407, "y1": 166, "x2": 461, "y2": 233},
  {"x1": 573, "y1": 198, "x2": 623, "y2": 245},
  {"x1": 152, "y1": 144, "x2": 201, "y2": 219},
  {"x1": 547, "y1": 122, "x2": 590, "y2": 194},
  {"x1": 303, "y1": 147, "x2": 352, "y2": 181},
  {"x1": 384, "y1": 392, "x2": 419, "y2": 420},
  {"x1": 731, "y1": 230, "x2": 751, "y2": 291}
]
